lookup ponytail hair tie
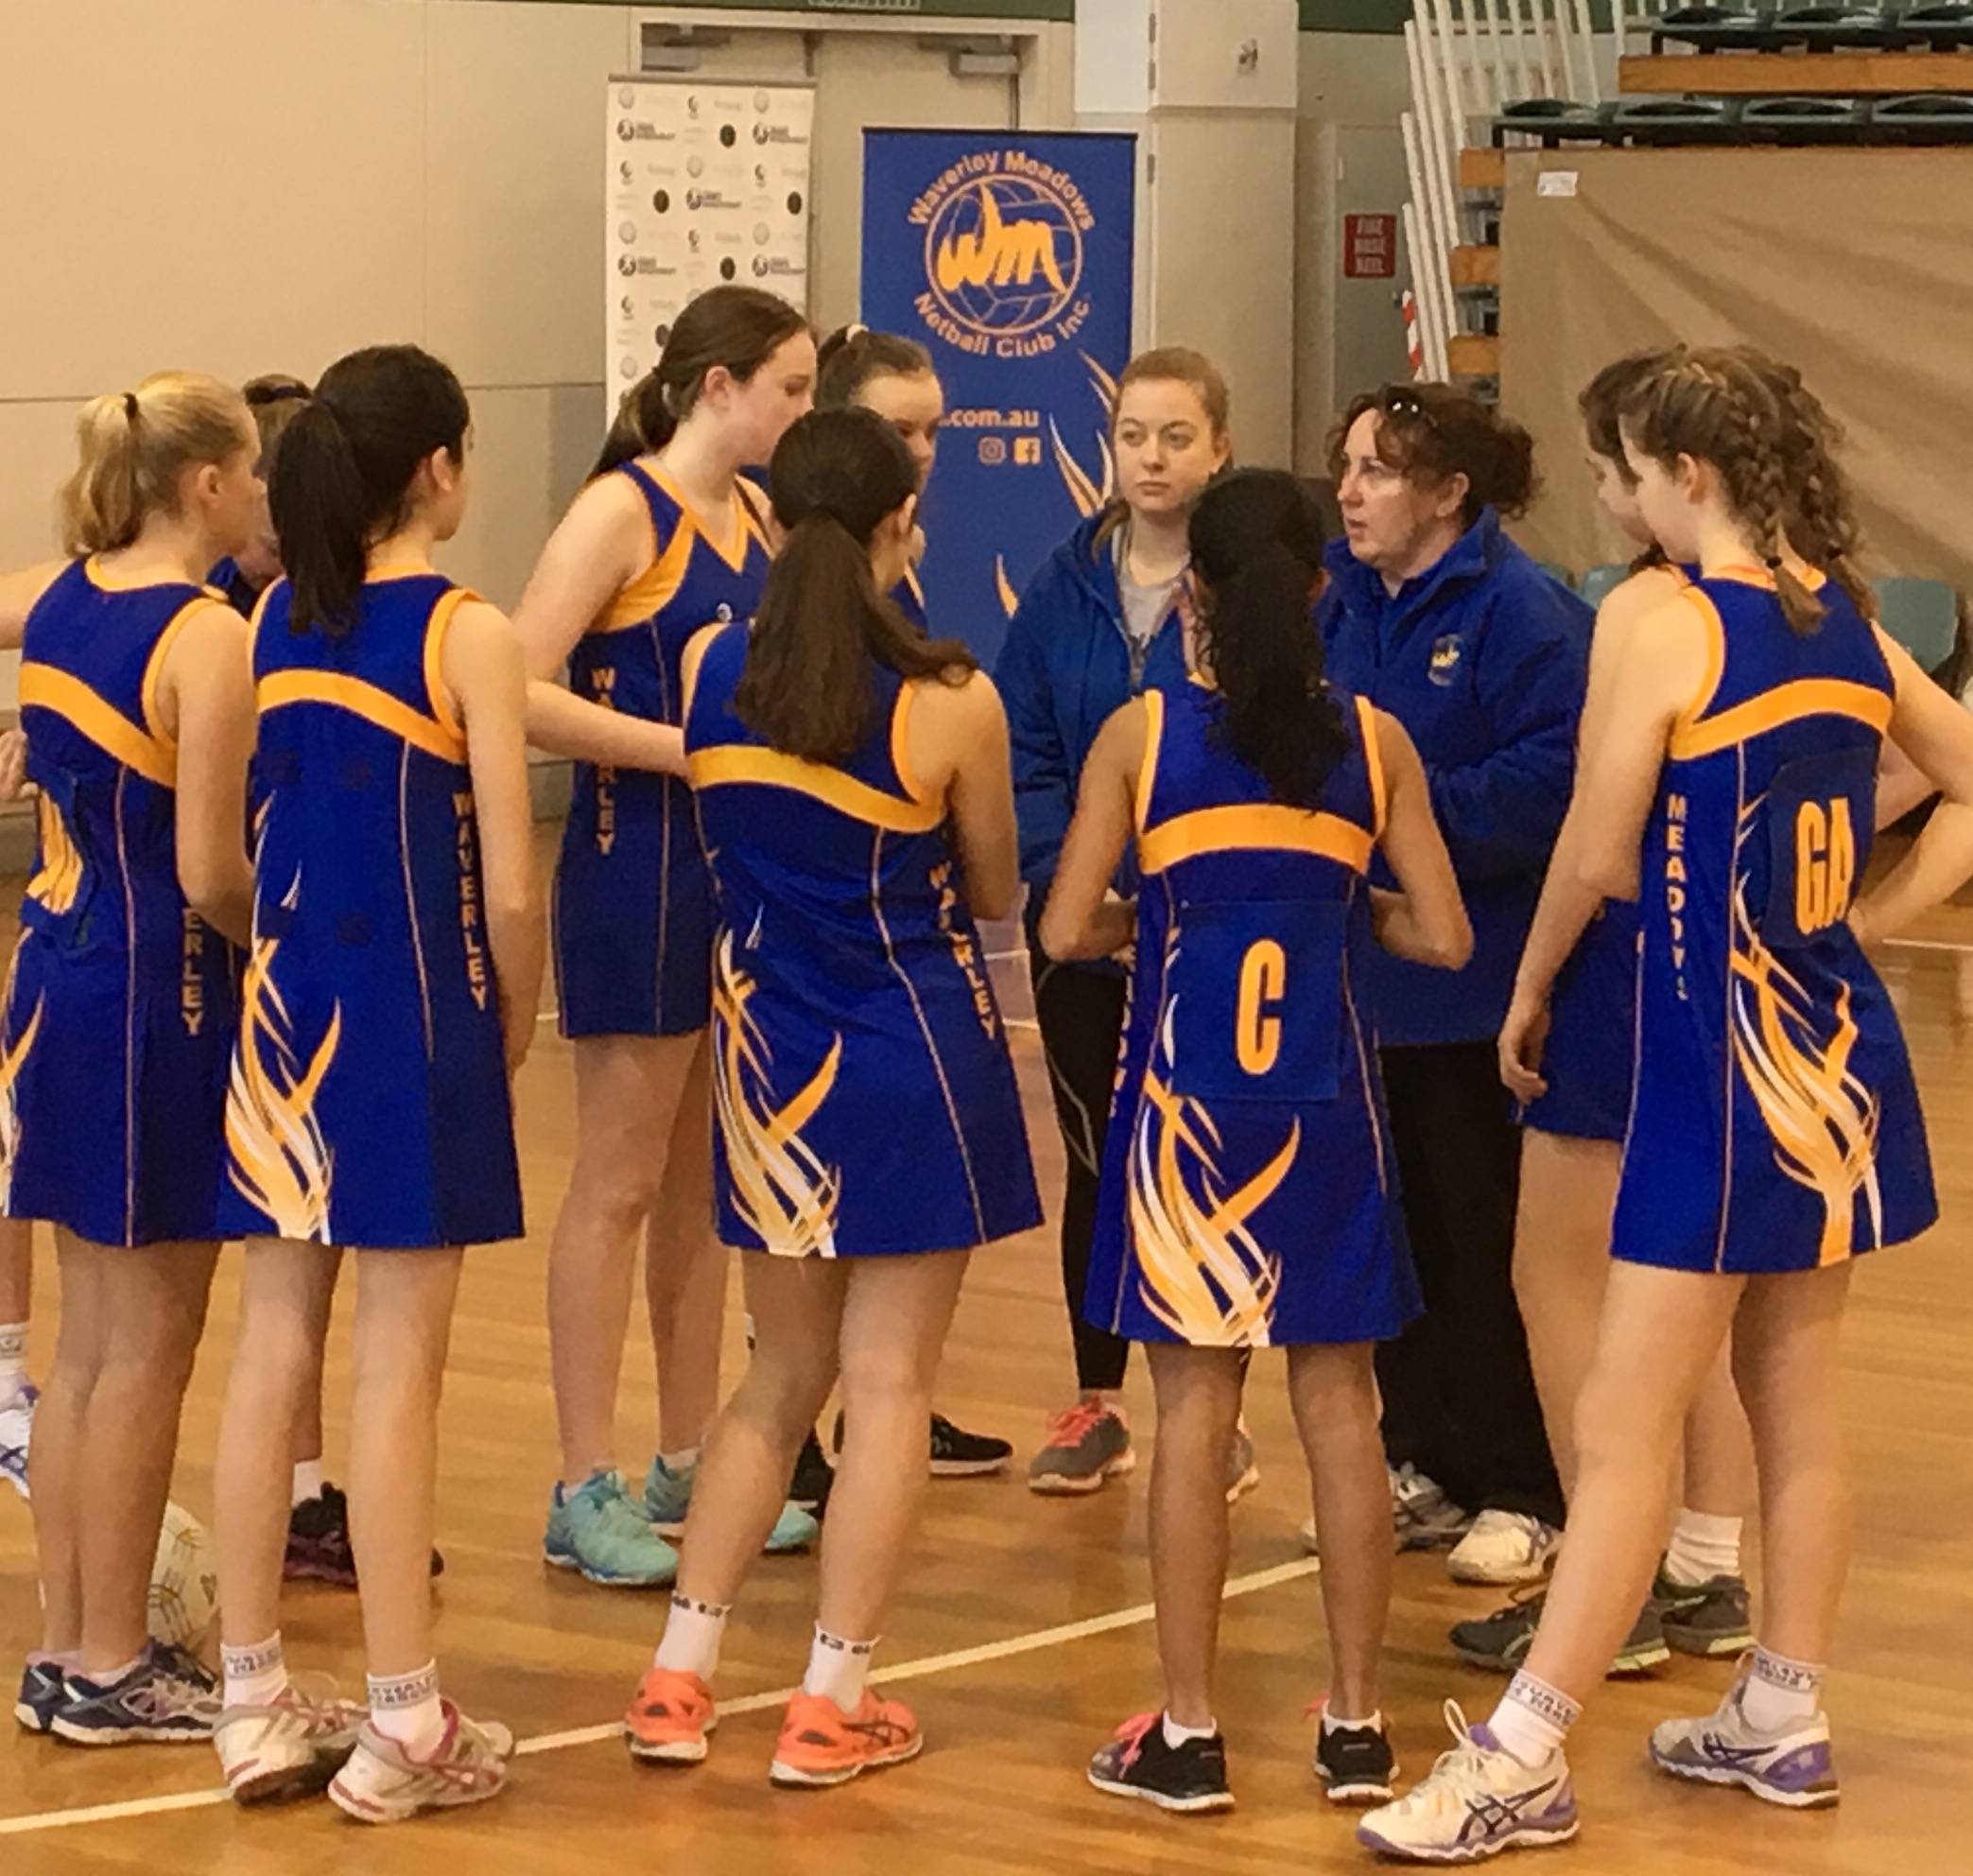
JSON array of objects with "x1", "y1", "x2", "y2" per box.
[
  {"x1": 123, "y1": 391, "x2": 140, "y2": 424},
  {"x1": 1765, "y1": 554, "x2": 1783, "y2": 571}
]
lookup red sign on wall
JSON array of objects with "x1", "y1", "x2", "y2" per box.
[{"x1": 1344, "y1": 213, "x2": 1397, "y2": 279}]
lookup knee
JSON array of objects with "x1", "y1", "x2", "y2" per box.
[{"x1": 838, "y1": 1346, "x2": 933, "y2": 1425}]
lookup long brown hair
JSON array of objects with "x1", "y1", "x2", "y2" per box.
[
  {"x1": 816, "y1": 325, "x2": 934, "y2": 410},
  {"x1": 738, "y1": 408, "x2": 975, "y2": 761},
  {"x1": 1618, "y1": 346, "x2": 1870, "y2": 635},
  {"x1": 1328, "y1": 383, "x2": 1538, "y2": 527}
]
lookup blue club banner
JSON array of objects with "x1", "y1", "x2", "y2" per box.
[{"x1": 861, "y1": 130, "x2": 1136, "y2": 668}]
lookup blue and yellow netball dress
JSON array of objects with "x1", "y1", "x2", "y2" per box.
[
  {"x1": 892, "y1": 564, "x2": 929, "y2": 634},
  {"x1": 1085, "y1": 683, "x2": 1422, "y2": 1348},
  {"x1": 0, "y1": 560, "x2": 239, "y2": 1245},
  {"x1": 221, "y1": 572, "x2": 521, "y2": 1250},
  {"x1": 555, "y1": 463, "x2": 770, "y2": 1038},
  {"x1": 683, "y1": 623, "x2": 1041, "y2": 1257},
  {"x1": 1612, "y1": 568, "x2": 1935, "y2": 1275}
]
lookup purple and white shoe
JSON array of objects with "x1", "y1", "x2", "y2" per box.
[
  {"x1": 1649, "y1": 1665, "x2": 1838, "y2": 1809},
  {"x1": 1356, "y1": 1700, "x2": 1579, "y2": 1863}
]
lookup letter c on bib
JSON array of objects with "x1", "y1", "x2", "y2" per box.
[{"x1": 1236, "y1": 939, "x2": 1287, "y2": 1077}]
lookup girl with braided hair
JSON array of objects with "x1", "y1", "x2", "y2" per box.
[{"x1": 1361, "y1": 344, "x2": 1973, "y2": 1860}]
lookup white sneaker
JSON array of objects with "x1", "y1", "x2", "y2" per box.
[
  {"x1": 0, "y1": 1385, "x2": 35, "y2": 1502},
  {"x1": 328, "y1": 1702, "x2": 513, "y2": 1823},
  {"x1": 216, "y1": 1676, "x2": 365, "y2": 1805},
  {"x1": 1649, "y1": 1661, "x2": 1839, "y2": 1808},
  {"x1": 1357, "y1": 1700, "x2": 1579, "y2": 1863},
  {"x1": 1447, "y1": 1510, "x2": 1561, "y2": 1586}
]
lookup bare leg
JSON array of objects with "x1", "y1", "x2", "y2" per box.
[
  {"x1": 1731, "y1": 1265, "x2": 1853, "y2": 1664},
  {"x1": 817, "y1": 1252, "x2": 971, "y2": 1642},
  {"x1": 0, "y1": 1214, "x2": 32, "y2": 1324},
  {"x1": 1289, "y1": 1342, "x2": 1390, "y2": 1721},
  {"x1": 291, "y1": 1246, "x2": 344, "y2": 1480},
  {"x1": 1143, "y1": 1345, "x2": 1243, "y2": 1730},
  {"x1": 346, "y1": 1248, "x2": 463, "y2": 1678},
  {"x1": 1683, "y1": 1338, "x2": 1757, "y2": 1521},
  {"x1": 671, "y1": 1255, "x2": 844, "y2": 1610},
  {"x1": 69, "y1": 1233, "x2": 219, "y2": 1676},
  {"x1": 1511, "y1": 1131, "x2": 1620, "y2": 1502},
  {"x1": 546, "y1": 1035, "x2": 691, "y2": 1484},
  {"x1": 1519, "y1": 1262, "x2": 1742, "y2": 1705},
  {"x1": 216, "y1": 1241, "x2": 343, "y2": 1652},
  {"x1": 31, "y1": 1236, "x2": 104, "y2": 1657},
  {"x1": 644, "y1": 1034, "x2": 727, "y2": 1456}
]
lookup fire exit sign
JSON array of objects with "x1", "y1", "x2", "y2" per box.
[{"x1": 1344, "y1": 213, "x2": 1397, "y2": 279}]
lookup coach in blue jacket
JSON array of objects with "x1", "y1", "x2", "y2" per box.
[{"x1": 1322, "y1": 384, "x2": 1587, "y2": 1582}]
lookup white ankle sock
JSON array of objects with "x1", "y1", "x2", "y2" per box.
[
  {"x1": 290, "y1": 1459, "x2": 325, "y2": 1507},
  {"x1": 1324, "y1": 1704, "x2": 1383, "y2": 1735},
  {"x1": 658, "y1": 1447, "x2": 701, "y2": 1475},
  {"x1": 802, "y1": 1625, "x2": 875, "y2": 1711},
  {"x1": 367, "y1": 1661, "x2": 446, "y2": 1758},
  {"x1": 1162, "y1": 1711, "x2": 1218, "y2": 1748},
  {"x1": 1740, "y1": 1647, "x2": 1824, "y2": 1732},
  {"x1": 221, "y1": 1633, "x2": 289, "y2": 1710},
  {"x1": 653, "y1": 1592, "x2": 730, "y2": 1681},
  {"x1": 0, "y1": 1323, "x2": 26, "y2": 1404},
  {"x1": 1487, "y1": 1671, "x2": 1580, "y2": 1766},
  {"x1": 1663, "y1": 1508, "x2": 1742, "y2": 1587},
  {"x1": 78, "y1": 1652, "x2": 145, "y2": 1690}
]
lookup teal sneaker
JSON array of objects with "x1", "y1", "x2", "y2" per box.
[
  {"x1": 643, "y1": 1455, "x2": 817, "y2": 1555},
  {"x1": 545, "y1": 1470, "x2": 678, "y2": 1587}
]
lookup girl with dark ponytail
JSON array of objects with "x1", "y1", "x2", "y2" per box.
[
  {"x1": 1040, "y1": 468, "x2": 1469, "y2": 1815},
  {"x1": 511, "y1": 287, "x2": 818, "y2": 1590},
  {"x1": 622, "y1": 408, "x2": 1040, "y2": 1785},
  {"x1": 209, "y1": 343, "x2": 544, "y2": 1821}
]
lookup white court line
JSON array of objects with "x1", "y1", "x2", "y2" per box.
[
  {"x1": 0, "y1": 1558, "x2": 1318, "y2": 1837},
  {"x1": 1882, "y1": 936, "x2": 1973, "y2": 954}
]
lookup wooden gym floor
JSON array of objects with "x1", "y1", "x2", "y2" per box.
[{"x1": 0, "y1": 860, "x2": 1969, "y2": 1873}]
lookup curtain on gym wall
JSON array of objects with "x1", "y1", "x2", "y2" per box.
[{"x1": 1499, "y1": 148, "x2": 1973, "y2": 592}]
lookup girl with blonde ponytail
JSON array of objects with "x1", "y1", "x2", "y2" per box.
[{"x1": 0, "y1": 372, "x2": 260, "y2": 1747}]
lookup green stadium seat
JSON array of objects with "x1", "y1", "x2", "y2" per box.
[
  {"x1": 1874, "y1": 575, "x2": 1960, "y2": 672},
  {"x1": 1579, "y1": 565, "x2": 1631, "y2": 609}
]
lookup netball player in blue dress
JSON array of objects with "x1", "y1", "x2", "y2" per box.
[
  {"x1": 514, "y1": 287, "x2": 817, "y2": 1586},
  {"x1": 622, "y1": 408, "x2": 1039, "y2": 1786},
  {"x1": 0, "y1": 374, "x2": 261, "y2": 1743},
  {"x1": 207, "y1": 346, "x2": 544, "y2": 1821},
  {"x1": 1363, "y1": 348, "x2": 1973, "y2": 1860},
  {"x1": 1453, "y1": 354, "x2": 1757, "y2": 1678},
  {"x1": 1037, "y1": 470, "x2": 1467, "y2": 1815}
]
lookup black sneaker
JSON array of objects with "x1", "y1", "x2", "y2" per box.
[
  {"x1": 1653, "y1": 1566, "x2": 1755, "y2": 1658},
  {"x1": 15, "y1": 1659, "x2": 66, "y2": 1734},
  {"x1": 49, "y1": 1641, "x2": 220, "y2": 1746},
  {"x1": 1087, "y1": 1711, "x2": 1234, "y2": 1814},
  {"x1": 929, "y1": 1413, "x2": 1012, "y2": 1478},
  {"x1": 789, "y1": 1429, "x2": 835, "y2": 1519},
  {"x1": 1451, "y1": 1587, "x2": 1669, "y2": 1676},
  {"x1": 286, "y1": 1483, "x2": 444, "y2": 1587},
  {"x1": 1312, "y1": 1709, "x2": 1397, "y2": 1804}
]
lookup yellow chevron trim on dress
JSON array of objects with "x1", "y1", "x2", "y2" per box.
[
  {"x1": 688, "y1": 744, "x2": 943, "y2": 833},
  {"x1": 1125, "y1": 1004, "x2": 1297, "y2": 1347},
  {"x1": 226, "y1": 873, "x2": 339, "y2": 1242},
  {"x1": 26, "y1": 793, "x2": 83, "y2": 916},
  {"x1": 1671, "y1": 679, "x2": 1892, "y2": 764},
  {"x1": 1727, "y1": 877, "x2": 1882, "y2": 1266},
  {"x1": 18, "y1": 664, "x2": 175, "y2": 789},
  {"x1": 256, "y1": 669, "x2": 467, "y2": 766},
  {"x1": 1138, "y1": 803, "x2": 1374, "y2": 877},
  {"x1": 712, "y1": 930, "x2": 843, "y2": 1258}
]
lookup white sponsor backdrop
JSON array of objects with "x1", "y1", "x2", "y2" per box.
[{"x1": 604, "y1": 77, "x2": 816, "y2": 412}]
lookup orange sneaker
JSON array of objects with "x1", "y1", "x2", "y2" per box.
[
  {"x1": 770, "y1": 1687, "x2": 923, "y2": 1788},
  {"x1": 624, "y1": 1664, "x2": 717, "y2": 1765}
]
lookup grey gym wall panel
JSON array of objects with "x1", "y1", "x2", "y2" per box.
[
  {"x1": 0, "y1": 0, "x2": 427, "y2": 406},
  {"x1": 424, "y1": 0, "x2": 635, "y2": 391}
]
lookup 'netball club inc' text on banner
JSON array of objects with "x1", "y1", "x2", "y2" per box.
[{"x1": 861, "y1": 130, "x2": 1136, "y2": 666}]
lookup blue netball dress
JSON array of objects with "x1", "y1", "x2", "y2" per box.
[
  {"x1": 0, "y1": 559, "x2": 239, "y2": 1245},
  {"x1": 893, "y1": 565, "x2": 929, "y2": 634},
  {"x1": 684, "y1": 622, "x2": 1041, "y2": 1258},
  {"x1": 554, "y1": 462, "x2": 770, "y2": 1039},
  {"x1": 1612, "y1": 569, "x2": 1935, "y2": 1275},
  {"x1": 221, "y1": 572, "x2": 521, "y2": 1250},
  {"x1": 1085, "y1": 683, "x2": 1422, "y2": 1347}
]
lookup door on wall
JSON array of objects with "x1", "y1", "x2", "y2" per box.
[
  {"x1": 1333, "y1": 124, "x2": 1413, "y2": 405},
  {"x1": 639, "y1": 22, "x2": 1022, "y2": 332}
]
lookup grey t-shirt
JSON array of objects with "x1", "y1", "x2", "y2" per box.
[{"x1": 1117, "y1": 552, "x2": 1184, "y2": 650}]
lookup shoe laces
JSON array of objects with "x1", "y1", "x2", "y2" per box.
[
  {"x1": 1110, "y1": 1711, "x2": 1159, "y2": 1770},
  {"x1": 1044, "y1": 1400, "x2": 1118, "y2": 1447}
]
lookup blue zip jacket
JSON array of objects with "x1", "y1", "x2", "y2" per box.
[
  {"x1": 995, "y1": 512, "x2": 1189, "y2": 963},
  {"x1": 1320, "y1": 510, "x2": 1591, "y2": 1047}
]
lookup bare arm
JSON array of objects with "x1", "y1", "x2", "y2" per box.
[
  {"x1": 443, "y1": 600, "x2": 547, "y2": 1072},
  {"x1": 916, "y1": 671, "x2": 1021, "y2": 925},
  {"x1": 1371, "y1": 710, "x2": 1472, "y2": 969},
  {"x1": 511, "y1": 475, "x2": 686, "y2": 776},
  {"x1": 1848, "y1": 629, "x2": 1973, "y2": 945},
  {"x1": 159, "y1": 603, "x2": 256, "y2": 947},
  {"x1": 1873, "y1": 733, "x2": 1938, "y2": 830},
  {"x1": 1038, "y1": 703, "x2": 1142, "y2": 963},
  {"x1": 0, "y1": 563, "x2": 65, "y2": 653},
  {"x1": 1499, "y1": 592, "x2": 1705, "y2": 1101}
]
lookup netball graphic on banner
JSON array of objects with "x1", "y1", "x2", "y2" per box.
[
  {"x1": 606, "y1": 78, "x2": 816, "y2": 410},
  {"x1": 862, "y1": 130, "x2": 1136, "y2": 664}
]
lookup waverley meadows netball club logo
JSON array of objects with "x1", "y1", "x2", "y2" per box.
[{"x1": 909, "y1": 150, "x2": 1098, "y2": 358}]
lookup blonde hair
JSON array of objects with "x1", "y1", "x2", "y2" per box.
[
  {"x1": 60, "y1": 372, "x2": 254, "y2": 558},
  {"x1": 243, "y1": 373, "x2": 313, "y2": 470}
]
